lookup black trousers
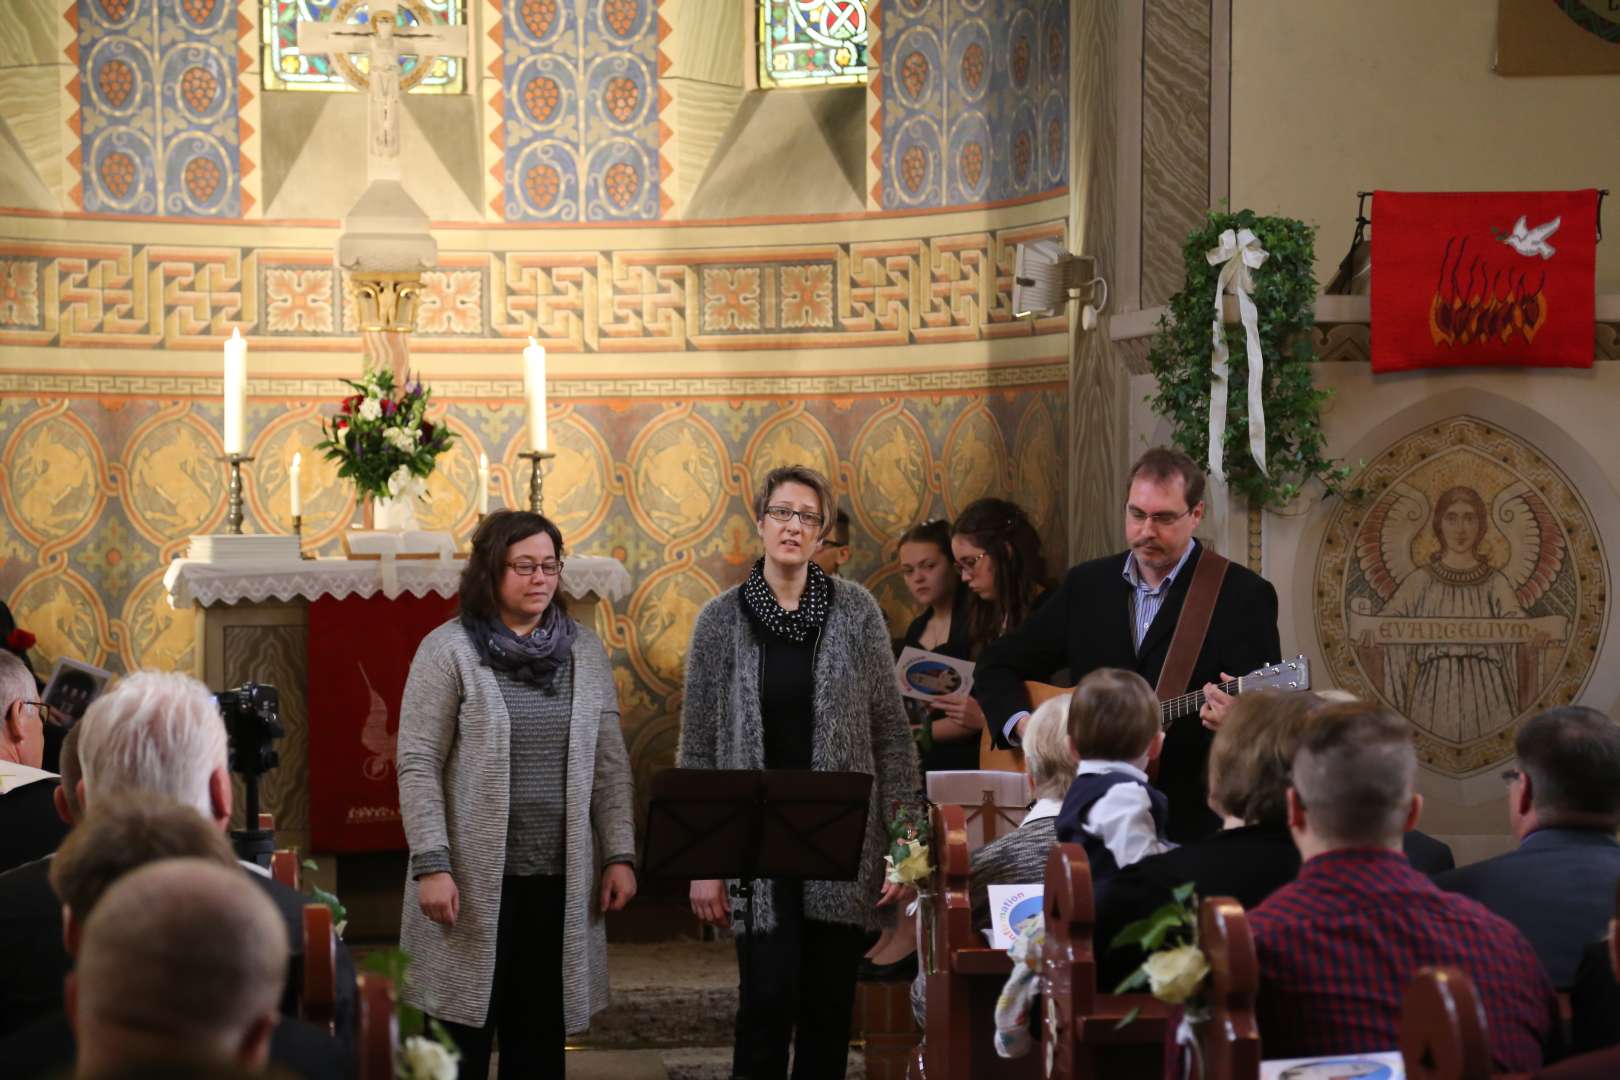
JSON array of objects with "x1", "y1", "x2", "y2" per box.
[
  {"x1": 733, "y1": 881, "x2": 868, "y2": 1080},
  {"x1": 434, "y1": 874, "x2": 566, "y2": 1080}
]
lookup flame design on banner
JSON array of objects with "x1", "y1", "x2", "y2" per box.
[{"x1": 1428, "y1": 236, "x2": 1549, "y2": 348}]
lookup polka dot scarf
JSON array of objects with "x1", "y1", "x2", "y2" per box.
[{"x1": 740, "y1": 557, "x2": 831, "y2": 644}]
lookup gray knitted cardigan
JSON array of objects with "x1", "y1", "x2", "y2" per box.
[
  {"x1": 396, "y1": 619, "x2": 635, "y2": 1032},
  {"x1": 676, "y1": 578, "x2": 919, "y2": 935}
]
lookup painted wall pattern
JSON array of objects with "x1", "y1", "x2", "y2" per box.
[
  {"x1": 0, "y1": 385, "x2": 1067, "y2": 828},
  {"x1": 880, "y1": 0, "x2": 1068, "y2": 209},
  {"x1": 0, "y1": 218, "x2": 1067, "y2": 348},
  {"x1": 1314, "y1": 416, "x2": 1609, "y2": 777},
  {"x1": 72, "y1": 0, "x2": 249, "y2": 217},
  {"x1": 496, "y1": 0, "x2": 667, "y2": 221}
]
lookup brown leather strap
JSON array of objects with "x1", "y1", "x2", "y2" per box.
[{"x1": 1154, "y1": 549, "x2": 1231, "y2": 699}]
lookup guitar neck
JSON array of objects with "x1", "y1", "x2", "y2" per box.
[{"x1": 1159, "y1": 677, "x2": 1240, "y2": 729}]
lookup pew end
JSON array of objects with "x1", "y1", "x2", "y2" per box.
[
  {"x1": 1198, "y1": 896, "x2": 1260, "y2": 1080},
  {"x1": 357, "y1": 973, "x2": 399, "y2": 1080},
  {"x1": 301, "y1": 902, "x2": 338, "y2": 1033},
  {"x1": 1400, "y1": 966, "x2": 1492, "y2": 1080}
]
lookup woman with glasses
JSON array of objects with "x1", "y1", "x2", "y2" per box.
[
  {"x1": 950, "y1": 497, "x2": 1053, "y2": 648},
  {"x1": 396, "y1": 509, "x2": 636, "y2": 1080},
  {"x1": 679, "y1": 464, "x2": 919, "y2": 1080}
]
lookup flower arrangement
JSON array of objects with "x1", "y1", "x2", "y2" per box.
[
  {"x1": 883, "y1": 800, "x2": 933, "y2": 888},
  {"x1": 1111, "y1": 882, "x2": 1210, "y2": 1062},
  {"x1": 315, "y1": 369, "x2": 456, "y2": 507},
  {"x1": 5, "y1": 628, "x2": 34, "y2": 652},
  {"x1": 363, "y1": 948, "x2": 462, "y2": 1080}
]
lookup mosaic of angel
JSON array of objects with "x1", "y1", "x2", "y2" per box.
[{"x1": 1353, "y1": 481, "x2": 1566, "y2": 742}]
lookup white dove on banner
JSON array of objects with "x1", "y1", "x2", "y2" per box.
[{"x1": 1501, "y1": 215, "x2": 1561, "y2": 259}]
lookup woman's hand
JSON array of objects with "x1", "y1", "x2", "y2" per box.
[
  {"x1": 418, "y1": 871, "x2": 459, "y2": 927},
  {"x1": 876, "y1": 880, "x2": 916, "y2": 908},
  {"x1": 600, "y1": 863, "x2": 638, "y2": 912},
  {"x1": 931, "y1": 692, "x2": 985, "y2": 732},
  {"x1": 690, "y1": 878, "x2": 732, "y2": 928}
]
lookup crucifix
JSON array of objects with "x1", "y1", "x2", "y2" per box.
[{"x1": 296, "y1": 2, "x2": 469, "y2": 181}]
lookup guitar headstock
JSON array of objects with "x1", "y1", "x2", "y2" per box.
[{"x1": 1240, "y1": 655, "x2": 1311, "y2": 694}]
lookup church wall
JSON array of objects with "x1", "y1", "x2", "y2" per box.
[{"x1": 1229, "y1": 0, "x2": 1620, "y2": 291}]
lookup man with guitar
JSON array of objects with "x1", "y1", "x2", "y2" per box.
[{"x1": 974, "y1": 448, "x2": 1283, "y2": 842}]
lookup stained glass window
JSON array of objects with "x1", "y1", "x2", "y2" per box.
[
  {"x1": 759, "y1": 0, "x2": 870, "y2": 88},
  {"x1": 262, "y1": 0, "x2": 466, "y2": 93}
]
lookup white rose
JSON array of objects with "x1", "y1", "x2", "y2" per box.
[
  {"x1": 1143, "y1": 943, "x2": 1209, "y2": 1005},
  {"x1": 358, "y1": 397, "x2": 383, "y2": 422},
  {"x1": 385, "y1": 426, "x2": 417, "y2": 454},
  {"x1": 399, "y1": 1035, "x2": 458, "y2": 1080}
]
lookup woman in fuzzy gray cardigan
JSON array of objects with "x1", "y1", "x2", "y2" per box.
[
  {"x1": 679, "y1": 465, "x2": 920, "y2": 1080},
  {"x1": 397, "y1": 510, "x2": 637, "y2": 1080}
]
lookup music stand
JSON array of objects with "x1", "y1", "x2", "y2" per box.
[{"x1": 643, "y1": 768, "x2": 874, "y2": 1079}]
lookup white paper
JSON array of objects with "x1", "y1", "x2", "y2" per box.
[
  {"x1": 1259, "y1": 1052, "x2": 1403, "y2": 1080},
  {"x1": 986, "y1": 883, "x2": 1044, "y2": 950},
  {"x1": 894, "y1": 646, "x2": 975, "y2": 702}
]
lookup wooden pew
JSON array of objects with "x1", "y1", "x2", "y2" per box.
[
  {"x1": 918, "y1": 802, "x2": 1042, "y2": 1080},
  {"x1": 302, "y1": 902, "x2": 338, "y2": 1033},
  {"x1": 1043, "y1": 842, "x2": 1172, "y2": 1079},
  {"x1": 270, "y1": 848, "x2": 300, "y2": 890},
  {"x1": 1197, "y1": 897, "x2": 1260, "y2": 1080},
  {"x1": 1399, "y1": 967, "x2": 1493, "y2": 1080},
  {"x1": 357, "y1": 973, "x2": 399, "y2": 1080}
]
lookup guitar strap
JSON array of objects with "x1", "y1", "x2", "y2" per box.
[{"x1": 1154, "y1": 548, "x2": 1231, "y2": 700}]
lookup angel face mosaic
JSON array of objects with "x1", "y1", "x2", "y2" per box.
[{"x1": 1314, "y1": 415, "x2": 1609, "y2": 777}]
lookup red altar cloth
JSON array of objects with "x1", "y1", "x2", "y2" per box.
[{"x1": 307, "y1": 592, "x2": 457, "y2": 852}]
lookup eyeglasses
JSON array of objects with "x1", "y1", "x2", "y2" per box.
[
  {"x1": 955, "y1": 552, "x2": 988, "y2": 574},
  {"x1": 1500, "y1": 768, "x2": 1522, "y2": 785},
  {"x1": 506, "y1": 558, "x2": 565, "y2": 578},
  {"x1": 816, "y1": 535, "x2": 849, "y2": 550},
  {"x1": 1126, "y1": 505, "x2": 1195, "y2": 528},
  {"x1": 762, "y1": 506, "x2": 826, "y2": 529},
  {"x1": 18, "y1": 701, "x2": 56, "y2": 725}
]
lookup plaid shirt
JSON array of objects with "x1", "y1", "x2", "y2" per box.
[{"x1": 1249, "y1": 848, "x2": 1559, "y2": 1072}]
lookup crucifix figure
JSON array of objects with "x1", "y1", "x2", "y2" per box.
[{"x1": 296, "y1": 2, "x2": 469, "y2": 181}]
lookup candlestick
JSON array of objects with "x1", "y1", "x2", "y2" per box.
[
  {"x1": 223, "y1": 328, "x2": 247, "y2": 455},
  {"x1": 220, "y1": 453, "x2": 254, "y2": 534},
  {"x1": 292, "y1": 514, "x2": 302, "y2": 539},
  {"x1": 477, "y1": 452, "x2": 490, "y2": 516},
  {"x1": 519, "y1": 450, "x2": 556, "y2": 514},
  {"x1": 523, "y1": 337, "x2": 547, "y2": 451},
  {"x1": 289, "y1": 451, "x2": 302, "y2": 518}
]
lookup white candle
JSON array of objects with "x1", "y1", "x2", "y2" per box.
[
  {"x1": 477, "y1": 452, "x2": 490, "y2": 515},
  {"x1": 223, "y1": 327, "x2": 247, "y2": 454},
  {"x1": 523, "y1": 336, "x2": 548, "y2": 451},
  {"x1": 289, "y1": 452, "x2": 302, "y2": 517}
]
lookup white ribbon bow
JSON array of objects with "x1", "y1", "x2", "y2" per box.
[{"x1": 1204, "y1": 228, "x2": 1270, "y2": 482}]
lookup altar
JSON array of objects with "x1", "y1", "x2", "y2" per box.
[{"x1": 163, "y1": 554, "x2": 632, "y2": 865}]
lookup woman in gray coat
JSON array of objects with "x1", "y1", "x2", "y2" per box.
[
  {"x1": 397, "y1": 510, "x2": 637, "y2": 1080},
  {"x1": 679, "y1": 464, "x2": 920, "y2": 1080}
]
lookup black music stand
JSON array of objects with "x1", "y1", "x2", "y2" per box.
[{"x1": 643, "y1": 768, "x2": 874, "y2": 1080}]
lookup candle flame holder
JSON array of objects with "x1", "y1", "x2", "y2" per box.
[
  {"x1": 220, "y1": 453, "x2": 255, "y2": 535},
  {"x1": 518, "y1": 450, "x2": 557, "y2": 514}
]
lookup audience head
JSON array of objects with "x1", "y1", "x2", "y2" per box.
[
  {"x1": 1288, "y1": 701, "x2": 1420, "y2": 857},
  {"x1": 898, "y1": 519, "x2": 956, "y2": 614},
  {"x1": 950, "y1": 498, "x2": 1047, "y2": 643},
  {"x1": 460, "y1": 509, "x2": 568, "y2": 627},
  {"x1": 1206, "y1": 690, "x2": 1322, "y2": 826},
  {"x1": 1125, "y1": 448, "x2": 1206, "y2": 578},
  {"x1": 812, "y1": 508, "x2": 853, "y2": 577},
  {"x1": 1023, "y1": 692, "x2": 1079, "y2": 801},
  {"x1": 69, "y1": 858, "x2": 287, "y2": 1076},
  {"x1": 50, "y1": 790, "x2": 237, "y2": 954},
  {"x1": 1066, "y1": 668, "x2": 1161, "y2": 766},
  {"x1": 753, "y1": 465, "x2": 834, "y2": 574},
  {"x1": 0, "y1": 650, "x2": 44, "y2": 769},
  {"x1": 77, "y1": 671, "x2": 230, "y2": 827},
  {"x1": 1509, "y1": 705, "x2": 1620, "y2": 837},
  {"x1": 54, "y1": 721, "x2": 85, "y2": 826}
]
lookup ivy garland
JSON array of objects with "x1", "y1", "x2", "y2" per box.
[{"x1": 1148, "y1": 209, "x2": 1354, "y2": 510}]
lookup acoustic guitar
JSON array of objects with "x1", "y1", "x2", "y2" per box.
[{"x1": 977, "y1": 655, "x2": 1313, "y2": 773}]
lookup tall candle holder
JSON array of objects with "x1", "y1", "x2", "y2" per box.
[
  {"x1": 518, "y1": 450, "x2": 557, "y2": 514},
  {"x1": 221, "y1": 453, "x2": 254, "y2": 534}
]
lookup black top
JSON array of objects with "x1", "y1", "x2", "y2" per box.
[
  {"x1": 743, "y1": 586, "x2": 825, "y2": 771},
  {"x1": 973, "y1": 541, "x2": 1281, "y2": 842},
  {"x1": 900, "y1": 589, "x2": 981, "y2": 774},
  {"x1": 0, "y1": 779, "x2": 69, "y2": 878}
]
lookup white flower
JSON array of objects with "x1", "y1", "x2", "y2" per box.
[
  {"x1": 358, "y1": 397, "x2": 383, "y2": 422},
  {"x1": 884, "y1": 839, "x2": 932, "y2": 885},
  {"x1": 399, "y1": 1034, "x2": 458, "y2": 1080},
  {"x1": 384, "y1": 426, "x2": 418, "y2": 454},
  {"x1": 1143, "y1": 943, "x2": 1209, "y2": 1005}
]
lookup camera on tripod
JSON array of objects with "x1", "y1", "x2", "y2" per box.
[{"x1": 215, "y1": 682, "x2": 282, "y2": 868}]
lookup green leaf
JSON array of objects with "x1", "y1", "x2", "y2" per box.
[
  {"x1": 301, "y1": 858, "x2": 318, "y2": 871},
  {"x1": 1114, "y1": 968, "x2": 1149, "y2": 994},
  {"x1": 1114, "y1": 1005, "x2": 1142, "y2": 1031},
  {"x1": 1171, "y1": 882, "x2": 1196, "y2": 905}
]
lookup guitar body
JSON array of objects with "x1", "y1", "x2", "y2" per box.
[{"x1": 977, "y1": 681, "x2": 1068, "y2": 773}]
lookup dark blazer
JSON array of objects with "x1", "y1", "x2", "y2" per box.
[
  {"x1": 973, "y1": 541, "x2": 1281, "y2": 841},
  {"x1": 1402, "y1": 828, "x2": 1456, "y2": 877},
  {"x1": 253, "y1": 868, "x2": 359, "y2": 1057},
  {"x1": 1533, "y1": 1046, "x2": 1620, "y2": 1080},
  {"x1": 1570, "y1": 938, "x2": 1620, "y2": 1053},
  {"x1": 0, "y1": 779, "x2": 69, "y2": 877},
  {"x1": 1437, "y1": 827, "x2": 1620, "y2": 988}
]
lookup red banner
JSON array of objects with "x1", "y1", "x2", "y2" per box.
[
  {"x1": 1370, "y1": 189, "x2": 1598, "y2": 373},
  {"x1": 307, "y1": 592, "x2": 458, "y2": 852}
]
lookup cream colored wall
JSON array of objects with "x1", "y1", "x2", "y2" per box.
[{"x1": 1230, "y1": 0, "x2": 1620, "y2": 291}]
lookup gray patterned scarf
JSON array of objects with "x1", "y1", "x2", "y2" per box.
[{"x1": 463, "y1": 604, "x2": 578, "y2": 690}]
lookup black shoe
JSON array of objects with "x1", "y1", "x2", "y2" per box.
[{"x1": 857, "y1": 951, "x2": 919, "y2": 982}]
